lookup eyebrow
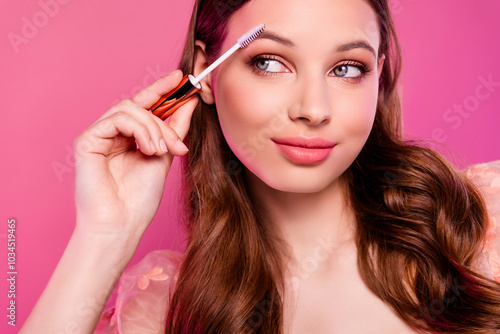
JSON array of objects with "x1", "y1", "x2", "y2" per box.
[
  {"x1": 256, "y1": 31, "x2": 295, "y2": 47},
  {"x1": 255, "y1": 31, "x2": 377, "y2": 58},
  {"x1": 337, "y1": 41, "x2": 377, "y2": 58}
]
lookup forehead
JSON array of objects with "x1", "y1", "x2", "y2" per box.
[{"x1": 224, "y1": 0, "x2": 380, "y2": 55}]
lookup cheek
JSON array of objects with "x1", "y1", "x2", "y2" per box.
[
  {"x1": 334, "y1": 87, "x2": 378, "y2": 139},
  {"x1": 215, "y1": 73, "x2": 287, "y2": 153}
]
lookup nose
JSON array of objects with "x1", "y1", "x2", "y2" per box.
[{"x1": 288, "y1": 75, "x2": 332, "y2": 126}]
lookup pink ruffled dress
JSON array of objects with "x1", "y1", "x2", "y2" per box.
[{"x1": 95, "y1": 161, "x2": 500, "y2": 333}]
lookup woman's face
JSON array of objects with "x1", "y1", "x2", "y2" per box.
[{"x1": 204, "y1": 0, "x2": 384, "y2": 193}]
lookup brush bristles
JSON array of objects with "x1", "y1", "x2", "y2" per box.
[{"x1": 237, "y1": 24, "x2": 265, "y2": 48}]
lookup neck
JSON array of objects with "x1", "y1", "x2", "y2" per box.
[{"x1": 245, "y1": 170, "x2": 357, "y2": 278}]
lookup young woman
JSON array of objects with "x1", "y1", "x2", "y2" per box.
[{"x1": 21, "y1": 0, "x2": 500, "y2": 333}]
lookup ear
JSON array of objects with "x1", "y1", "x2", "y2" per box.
[
  {"x1": 377, "y1": 53, "x2": 386, "y2": 79},
  {"x1": 193, "y1": 40, "x2": 215, "y2": 105}
]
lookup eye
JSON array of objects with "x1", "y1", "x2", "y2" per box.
[
  {"x1": 333, "y1": 65, "x2": 361, "y2": 78},
  {"x1": 249, "y1": 55, "x2": 290, "y2": 75}
]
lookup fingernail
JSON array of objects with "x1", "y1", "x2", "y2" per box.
[
  {"x1": 175, "y1": 139, "x2": 189, "y2": 152},
  {"x1": 159, "y1": 138, "x2": 168, "y2": 152},
  {"x1": 168, "y1": 69, "x2": 180, "y2": 76},
  {"x1": 150, "y1": 140, "x2": 156, "y2": 152}
]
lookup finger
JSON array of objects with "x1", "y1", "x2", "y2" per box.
[
  {"x1": 86, "y1": 69, "x2": 194, "y2": 156},
  {"x1": 97, "y1": 97, "x2": 193, "y2": 156},
  {"x1": 131, "y1": 70, "x2": 184, "y2": 109},
  {"x1": 165, "y1": 96, "x2": 199, "y2": 142},
  {"x1": 81, "y1": 111, "x2": 158, "y2": 156},
  {"x1": 111, "y1": 99, "x2": 168, "y2": 154},
  {"x1": 149, "y1": 100, "x2": 196, "y2": 156},
  {"x1": 115, "y1": 99, "x2": 194, "y2": 156}
]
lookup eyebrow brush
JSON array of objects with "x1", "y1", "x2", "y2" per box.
[{"x1": 149, "y1": 24, "x2": 265, "y2": 120}]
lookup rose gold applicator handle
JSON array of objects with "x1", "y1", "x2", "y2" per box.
[{"x1": 149, "y1": 74, "x2": 201, "y2": 120}]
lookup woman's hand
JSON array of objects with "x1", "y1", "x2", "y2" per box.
[{"x1": 73, "y1": 70, "x2": 197, "y2": 240}]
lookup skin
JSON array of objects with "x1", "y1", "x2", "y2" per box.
[
  {"x1": 21, "y1": 71, "x2": 199, "y2": 332},
  {"x1": 194, "y1": 0, "x2": 420, "y2": 332},
  {"x1": 22, "y1": 0, "x2": 421, "y2": 332},
  {"x1": 195, "y1": 0, "x2": 380, "y2": 274}
]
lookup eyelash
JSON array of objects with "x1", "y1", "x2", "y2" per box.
[{"x1": 248, "y1": 55, "x2": 372, "y2": 83}]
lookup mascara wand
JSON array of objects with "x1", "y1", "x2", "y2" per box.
[{"x1": 149, "y1": 24, "x2": 266, "y2": 120}]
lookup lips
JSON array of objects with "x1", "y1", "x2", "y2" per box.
[
  {"x1": 272, "y1": 137, "x2": 336, "y2": 149},
  {"x1": 272, "y1": 136, "x2": 336, "y2": 164}
]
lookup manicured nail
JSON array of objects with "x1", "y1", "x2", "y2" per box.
[
  {"x1": 150, "y1": 140, "x2": 156, "y2": 152},
  {"x1": 175, "y1": 139, "x2": 189, "y2": 152},
  {"x1": 159, "y1": 138, "x2": 168, "y2": 152}
]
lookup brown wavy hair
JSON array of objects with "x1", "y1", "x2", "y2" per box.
[{"x1": 166, "y1": 0, "x2": 500, "y2": 333}]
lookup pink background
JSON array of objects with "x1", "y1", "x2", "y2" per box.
[{"x1": 1, "y1": 0, "x2": 499, "y2": 332}]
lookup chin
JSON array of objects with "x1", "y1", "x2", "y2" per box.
[{"x1": 246, "y1": 166, "x2": 346, "y2": 194}]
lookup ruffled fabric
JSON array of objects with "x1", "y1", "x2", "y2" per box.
[
  {"x1": 94, "y1": 250, "x2": 182, "y2": 334},
  {"x1": 464, "y1": 160, "x2": 500, "y2": 282},
  {"x1": 95, "y1": 161, "x2": 500, "y2": 333}
]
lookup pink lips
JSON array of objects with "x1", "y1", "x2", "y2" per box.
[{"x1": 272, "y1": 136, "x2": 336, "y2": 165}]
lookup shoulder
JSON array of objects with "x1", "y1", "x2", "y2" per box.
[
  {"x1": 95, "y1": 249, "x2": 183, "y2": 334},
  {"x1": 462, "y1": 160, "x2": 500, "y2": 282}
]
